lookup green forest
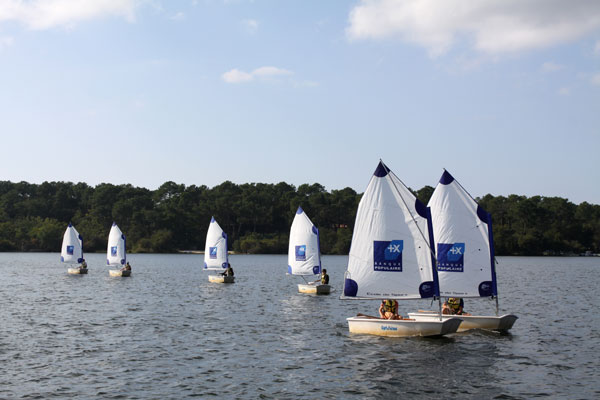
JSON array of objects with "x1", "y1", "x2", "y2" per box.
[{"x1": 0, "y1": 180, "x2": 598, "y2": 256}]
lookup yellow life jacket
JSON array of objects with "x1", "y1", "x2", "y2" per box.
[
  {"x1": 383, "y1": 300, "x2": 397, "y2": 314},
  {"x1": 447, "y1": 298, "x2": 461, "y2": 312}
]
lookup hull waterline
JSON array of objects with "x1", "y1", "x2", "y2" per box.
[
  {"x1": 67, "y1": 268, "x2": 88, "y2": 275},
  {"x1": 209, "y1": 275, "x2": 234, "y2": 283},
  {"x1": 109, "y1": 269, "x2": 131, "y2": 277},
  {"x1": 297, "y1": 283, "x2": 330, "y2": 294}
]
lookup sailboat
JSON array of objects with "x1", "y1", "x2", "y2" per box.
[
  {"x1": 342, "y1": 161, "x2": 462, "y2": 337},
  {"x1": 408, "y1": 170, "x2": 517, "y2": 332},
  {"x1": 288, "y1": 207, "x2": 330, "y2": 294},
  {"x1": 107, "y1": 223, "x2": 130, "y2": 277},
  {"x1": 204, "y1": 217, "x2": 233, "y2": 283},
  {"x1": 61, "y1": 223, "x2": 86, "y2": 274}
]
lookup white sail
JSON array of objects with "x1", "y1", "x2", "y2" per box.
[
  {"x1": 288, "y1": 207, "x2": 321, "y2": 276},
  {"x1": 61, "y1": 223, "x2": 83, "y2": 264},
  {"x1": 342, "y1": 161, "x2": 438, "y2": 300},
  {"x1": 428, "y1": 170, "x2": 497, "y2": 298},
  {"x1": 106, "y1": 223, "x2": 126, "y2": 267},
  {"x1": 204, "y1": 217, "x2": 228, "y2": 270}
]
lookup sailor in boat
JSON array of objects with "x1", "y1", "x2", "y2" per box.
[
  {"x1": 221, "y1": 263, "x2": 234, "y2": 277},
  {"x1": 121, "y1": 261, "x2": 132, "y2": 272},
  {"x1": 378, "y1": 299, "x2": 401, "y2": 320},
  {"x1": 442, "y1": 297, "x2": 470, "y2": 316},
  {"x1": 320, "y1": 269, "x2": 329, "y2": 285},
  {"x1": 79, "y1": 259, "x2": 87, "y2": 271}
]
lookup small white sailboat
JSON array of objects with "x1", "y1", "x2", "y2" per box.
[
  {"x1": 204, "y1": 217, "x2": 233, "y2": 283},
  {"x1": 408, "y1": 170, "x2": 517, "y2": 332},
  {"x1": 288, "y1": 207, "x2": 330, "y2": 294},
  {"x1": 342, "y1": 161, "x2": 462, "y2": 337},
  {"x1": 107, "y1": 223, "x2": 130, "y2": 277},
  {"x1": 61, "y1": 223, "x2": 86, "y2": 274}
]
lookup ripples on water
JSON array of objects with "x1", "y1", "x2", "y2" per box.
[{"x1": 0, "y1": 254, "x2": 598, "y2": 399}]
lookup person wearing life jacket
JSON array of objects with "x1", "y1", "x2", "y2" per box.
[
  {"x1": 379, "y1": 299, "x2": 401, "y2": 320},
  {"x1": 79, "y1": 259, "x2": 87, "y2": 271},
  {"x1": 442, "y1": 297, "x2": 469, "y2": 315},
  {"x1": 320, "y1": 269, "x2": 329, "y2": 285},
  {"x1": 221, "y1": 263, "x2": 234, "y2": 277},
  {"x1": 121, "y1": 261, "x2": 131, "y2": 271}
]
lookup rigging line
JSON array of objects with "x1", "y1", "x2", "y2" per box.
[{"x1": 381, "y1": 163, "x2": 437, "y2": 261}]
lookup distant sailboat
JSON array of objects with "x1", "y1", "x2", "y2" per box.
[
  {"x1": 288, "y1": 207, "x2": 330, "y2": 294},
  {"x1": 107, "y1": 223, "x2": 130, "y2": 277},
  {"x1": 408, "y1": 170, "x2": 517, "y2": 332},
  {"x1": 61, "y1": 223, "x2": 86, "y2": 275},
  {"x1": 342, "y1": 161, "x2": 462, "y2": 337},
  {"x1": 204, "y1": 217, "x2": 233, "y2": 283}
]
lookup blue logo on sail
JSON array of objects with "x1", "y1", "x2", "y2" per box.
[
  {"x1": 209, "y1": 247, "x2": 217, "y2": 259},
  {"x1": 373, "y1": 240, "x2": 403, "y2": 272},
  {"x1": 66, "y1": 245, "x2": 74, "y2": 255},
  {"x1": 111, "y1": 246, "x2": 117, "y2": 256},
  {"x1": 295, "y1": 245, "x2": 306, "y2": 261},
  {"x1": 437, "y1": 243, "x2": 465, "y2": 272}
]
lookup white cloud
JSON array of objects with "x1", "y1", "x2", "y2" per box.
[
  {"x1": 558, "y1": 87, "x2": 570, "y2": 96},
  {"x1": 252, "y1": 66, "x2": 292, "y2": 77},
  {"x1": 591, "y1": 73, "x2": 600, "y2": 86},
  {"x1": 222, "y1": 68, "x2": 254, "y2": 83},
  {"x1": 0, "y1": 0, "x2": 139, "y2": 30},
  {"x1": 222, "y1": 66, "x2": 294, "y2": 84},
  {"x1": 170, "y1": 11, "x2": 185, "y2": 21},
  {"x1": 242, "y1": 18, "x2": 258, "y2": 34},
  {"x1": 541, "y1": 62, "x2": 565, "y2": 73},
  {"x1": 347, "y1": 0, "x2": 600, "y2": 57}
]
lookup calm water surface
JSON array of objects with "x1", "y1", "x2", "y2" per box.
[{"x1": 0, "y1": 254, "x2": 598, "y2": 399}]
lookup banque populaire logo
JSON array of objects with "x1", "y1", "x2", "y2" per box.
[
  {"x1": 67, "y1": 245, "x2": 74, "y2": 255},
  {"x1": 295, "y1": 245, "x2": 306, "y2": 261},
  {"x1": 373, "y1": 240, "x2": 403, "y2": 272},
  {"x1": 209, "y1": 247, "x2": 217, "y2": 259},
  {"x1": 111, "y1": 246, "x2": 117, "y2": 256},
  {"x1": 437, "y1": 243, "x2": 465, "y2": 272}
]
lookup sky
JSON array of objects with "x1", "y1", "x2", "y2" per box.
[{"x1": 0, "y1": 0, "x2": 599, "y2": 204}]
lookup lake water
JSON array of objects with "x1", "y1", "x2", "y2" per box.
[{"x1": 0, "y1": 254, "x2": 598, "y2": 399}]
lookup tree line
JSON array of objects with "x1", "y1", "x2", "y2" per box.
[{"x1": 0, "y1": 180, "x2": 598, "y2": 256}]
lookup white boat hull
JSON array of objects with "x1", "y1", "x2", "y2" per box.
[
  {"x1": 297, "y1": 283, "x2": 331, "y2": 294},
  {"x1": 109, "y1": 269, "x2": 131, "y2": 277},
  {"x1": 407, "y1": 312, "x2": 518, "y2": 332},
  {"x1": 209, "y1": 275, "x2": 234, "y2": 283},
  {"x1": 67, "y1": 268, "x2": 87, "y2": 275},
  {"x1": 347, "y1": 315, "x2": 462, "y2": 337}
]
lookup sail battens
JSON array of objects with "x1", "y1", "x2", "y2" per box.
[
  {"x1": 288, "y1": 207, "x2": 321, "y2": 276},
  {"x1": 204, "y1": 217, "x2": 228, "y2": 270},
  {"x1": 343, "y1": 161, "x2": 439, "y2": 300}
]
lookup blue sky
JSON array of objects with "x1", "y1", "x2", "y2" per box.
[{"x1": 1, "y1": 0, "x2": 599, "y2": 204}]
